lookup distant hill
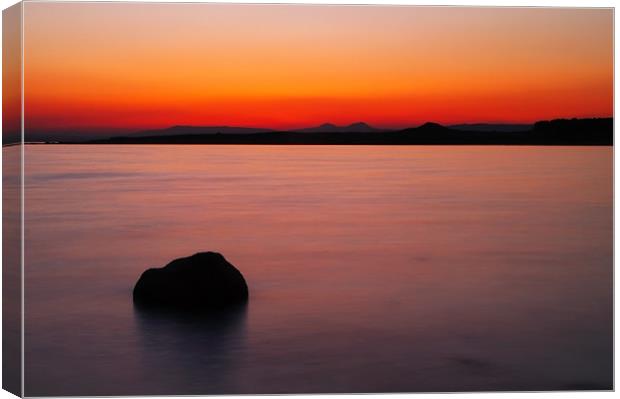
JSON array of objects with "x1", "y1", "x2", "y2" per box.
[
  {"x1": 449, "y1": 123, "x2": 532, "y2": 132},
  {"x1": 131, "y1": 125, "x2": 274, "y2": 137},
  {"x1": 396, "y1": 118, "x2": 612, "y2": 145},
  {"x1": 129, "y1": 123, "x2": 384, "y2": 138},
  {"x1": 294, "y1": 122, "x2": 383, "y2": 133},
  {"x1": 532, "y1": 118, "x2": 613, "y2": 141},
  {"x1": 410, "y1": 122, "x2": 452, "y2": 133},
  {"x1": 79, "y1": 117, "x2": 612, "y2": 146}
]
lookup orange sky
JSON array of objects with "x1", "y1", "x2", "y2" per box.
[{"x1": 21, "y1": 3, "x2": 613, "y2": 132}]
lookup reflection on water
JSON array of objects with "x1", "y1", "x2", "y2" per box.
[
  {"x1": 22, "y1": 145, "x2": 612, "y2": 395},
  {"x1": 133, "y1": 304, "x2": 248, "y2": 395}
]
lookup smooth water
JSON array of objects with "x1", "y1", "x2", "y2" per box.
[{"x1": 21, "y1": 145, "x2": 612, "y2": 395}]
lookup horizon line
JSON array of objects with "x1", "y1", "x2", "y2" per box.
[{"x1": 22, "y1": 115, "x2": 615, "y2": 134}]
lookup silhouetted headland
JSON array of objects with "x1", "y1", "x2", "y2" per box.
[
  {"x1": 449, "y1": 123, "x2": 532, "y2": 132},
  {"x1": 51, "y1": 117, "x2": 613, "y2": 145},
  {"x1": 133, "y1": 252, "x2": 249, "y2": 311}
]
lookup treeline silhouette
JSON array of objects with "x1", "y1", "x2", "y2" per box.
[{"x1": 81, "y1": 117, "x2": 612, "y2": 145}]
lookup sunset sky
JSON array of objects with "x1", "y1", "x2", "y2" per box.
[{"x1": 20, "y1": 3, "x2": 613, "y2": 133}]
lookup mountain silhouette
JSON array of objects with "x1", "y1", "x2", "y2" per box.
[
  {"x1": 410, "y1": 122, "x2": 451, "y2": 132},
  {"x1": 82, "y1": 117, "x2": 612, "y2": 146},
  {"x1": 131, "y1": 125, "x2": 274, "y2": 137},
  {"x1": 295, "y1": 122, "x2": 382, "y2": 133},
  {"x1": 15, "y1": 118, "x2": 613, "y2": 145},
  {"x1": 348, "y1": 122, "x2": 376, "y2": 131}
]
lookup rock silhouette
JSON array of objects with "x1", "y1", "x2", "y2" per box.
[{"x1": 133, "y1": 252, "x2": 248, "y2": 309}]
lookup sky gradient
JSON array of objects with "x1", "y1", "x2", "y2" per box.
[{"x1": 22, "y1": 3, "x2": 613, "y2": 132}]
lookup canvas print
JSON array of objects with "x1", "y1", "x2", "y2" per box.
[{"x1": 2, "y1": 2, "x2": 614, "y2": 396}]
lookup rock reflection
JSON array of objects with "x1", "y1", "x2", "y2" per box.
[{"x1": 132, "y1": 303, "x2": 248, "y2": 395}]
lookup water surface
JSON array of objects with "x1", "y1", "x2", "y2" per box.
[{"x1": 23, "y1": 145, "x2": 613, "y2": 395}]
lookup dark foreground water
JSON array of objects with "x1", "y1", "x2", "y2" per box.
[{"x1": 19, "y1": 145, "x2": 612, "y2": 395}]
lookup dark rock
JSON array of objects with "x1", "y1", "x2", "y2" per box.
[{"x1": 133, "y1": 252, "x2": 248, "y2": 309}]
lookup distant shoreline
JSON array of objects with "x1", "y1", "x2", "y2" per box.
[
  {"x1": 5, "y1": 142, "x2": 614, "y2": 147},
  {"x1": 5, "y1": 118, "x2": 613, "y2": 146}
]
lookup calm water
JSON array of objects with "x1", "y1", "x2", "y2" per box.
[{"x1": 21, "y1": 145, "x2": 612, "y2": 395}]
